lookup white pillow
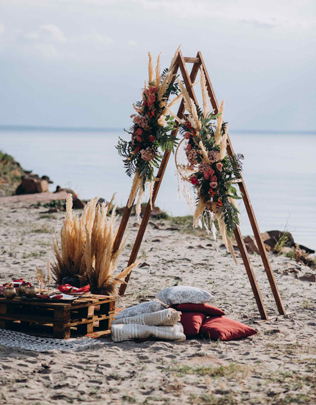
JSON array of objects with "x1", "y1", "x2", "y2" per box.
[
  {"x1": 111, "y1": 323, "x2": 186, "y2": 342},
  {"x1": 112, "y1": 308, "x2": 181, "y2": 326},
  {"x1": 156, "y1": 286, "x2": 214, "y2": 305},
  {"x1": 114, "y1": 300, "x2": 166, "y2": 320}
]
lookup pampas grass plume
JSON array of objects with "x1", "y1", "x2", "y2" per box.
[
  {"x1": 155, "y1": 52, "x2": 161, "y2": 88},
  {"x1": 200, "y1": 66, "x2": 210, "y2": 118},
  {"x1": 148, "y1": 52, "x2": 154, "y2": 84},
  {"x1": 127, "y1": 172, "x2": 141, "y2": 208},
  {"x1": 199, "y1": 141, "x2": 210, "y2": 164},
  {"x1": 193, "y1": 198, "x2": 206, "y2": 228},
  {"x1": 52, "y1": 194, "x2": 138, "y2": 295},
  {"x1": 215, "y1": 100, "x2": 225, "y2": 144},
  {"x1": 219, "y1": 123, "x2": 229, "y2": 160}
]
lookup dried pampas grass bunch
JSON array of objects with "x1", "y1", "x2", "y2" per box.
[{"x1": 52, "y1": 194, "x2": 139, "y2": 295}]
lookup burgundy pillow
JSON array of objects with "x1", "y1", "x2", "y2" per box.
[
  {"x1": 200, "y1": 316, "x2": 257, "y2": 341},
  {"x1": 180, "y1": 312, "x2": 206, "y2": 337},
  {"x1": 173, "y1": 303, "x2": 225, "y2": 317}
]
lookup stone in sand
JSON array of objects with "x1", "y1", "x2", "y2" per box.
[
  {"x1": 298, "y1": 273, "x2": 316, "y2": 282},
  {"x1": 15, "y1": 175, "x2": 49, "y2": 195}
]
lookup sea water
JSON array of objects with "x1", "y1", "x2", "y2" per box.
[{"x1": 0, "y1": 128, "x2": 315, "y2": 249}]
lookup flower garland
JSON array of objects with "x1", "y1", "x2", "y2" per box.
[
  {"x1": 116, "y1": 48, "x2": 181, "y2": 217},
  {"x1": 176, "y1": 67, "x2": 243, "y2": 262}
]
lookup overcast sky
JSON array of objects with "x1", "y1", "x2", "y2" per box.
[{"x1": 0, "y1": 0, "x2": 315, "y2": 131}]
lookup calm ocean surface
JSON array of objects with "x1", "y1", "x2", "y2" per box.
[{"x1": 0, "y1": 129, "x2": 315, "y2": 249}]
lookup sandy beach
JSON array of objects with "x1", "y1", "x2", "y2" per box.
[
  {"x1": 0, "y1": 199, "x2": 315, "y2": 405},
  {"x1": 1, "y1": 0, "x2": 315, "y2": 403}
]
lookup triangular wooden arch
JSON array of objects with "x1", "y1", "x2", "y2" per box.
[{"x1": 113, "y1": 50, "x2": 286, "y2": 320}]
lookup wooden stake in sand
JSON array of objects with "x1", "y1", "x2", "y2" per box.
[{"x1": 114, "y1": 49, "x2": 286, "y2": 321}]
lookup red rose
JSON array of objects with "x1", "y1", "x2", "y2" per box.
[
  {"x1": 136, "y1": 128, "x2": 143, "y2": 136},
  {"x1": 210, "y1": 175, "x2": 217, "y2": 182},
  {"x1": 135, "y1": 146, "x2": 140, "y2": 153},
  {"x1": 190, "y1": 176, "x2": 199, "y2": 185},
  {"x1": 136, "y1": 135, "x2": 142, "y2": 142},
  {"x1": 187, "y1": 144, "x2": 192, "y2": 151},
  {"x1": 185, "y1": 132, "x2": 191, "y2": 139},
  {"x1": 148, "y1": 135, "x2": 156, "y2": 142}
]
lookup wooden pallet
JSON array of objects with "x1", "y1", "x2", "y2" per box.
[{"x1": 0, "y1": 295, "x2": 115, "y2": 339}]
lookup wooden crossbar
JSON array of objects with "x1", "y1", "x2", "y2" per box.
[{"x1": 115, "y1": 50, "x2": 286, "y2": 320}]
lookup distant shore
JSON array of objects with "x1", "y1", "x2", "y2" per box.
[{"x1": 1, "y1": 124, "x2": 316, "y2": 135}]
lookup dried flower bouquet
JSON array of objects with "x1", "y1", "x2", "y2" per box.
[
  {"x1": 116, "y1": 47, "x2": 182, "y2": 218},
  {"x1": 52, "y1": 194, "x2": 138, "y2": 295},
  {"x1": 176, "y1": 67, "x2": 243, "y2": 262}
]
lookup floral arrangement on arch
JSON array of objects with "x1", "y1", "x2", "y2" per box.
[
  {"x1": 176, "y1": 67, "x2": 243, "y2": 261},
  {"x1": 116, "y1": 47, "x2": 182, "y2": 217}
]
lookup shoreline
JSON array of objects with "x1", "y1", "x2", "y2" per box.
[
  {"x1": 1, "y1": 133, "x2": 315, "y2": 249},
  {"x1": 0, "y1": 190, "x2": 315, "y2": 266}
]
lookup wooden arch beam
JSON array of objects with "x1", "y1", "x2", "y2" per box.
[{"x1": 114, "y1": 50, "x2": 286, "y2": 320}]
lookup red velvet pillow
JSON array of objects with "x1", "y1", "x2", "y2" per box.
[
  {"x1": 180, "y1": 312, "x2": 206, "y2": 337},
  {"x1": 200, "y1": 316, "x2": 257, "y2": 341},
  {"x1": 173, "y1": 303, "x2": 225, "y2": 317}
]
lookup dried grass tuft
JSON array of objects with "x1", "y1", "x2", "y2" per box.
[{"x1": 52, "y1": 194, "x2": 137, "y2": 295}]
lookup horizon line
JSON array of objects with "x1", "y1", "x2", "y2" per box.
[{"x1": 0, "y1": 125, "x2": 315, "y2": 135}]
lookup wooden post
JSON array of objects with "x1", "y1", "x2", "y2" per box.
[
  {"x1": 234, "y1": 225, "x2": 268, "y2": 320},
  {"x1": 53, "y1": 308, "x2": 71, "y2": 339}
]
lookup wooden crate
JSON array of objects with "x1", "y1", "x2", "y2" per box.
[{"x1": 0, "y1": 295, "x2": 115, "y2": 339}]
